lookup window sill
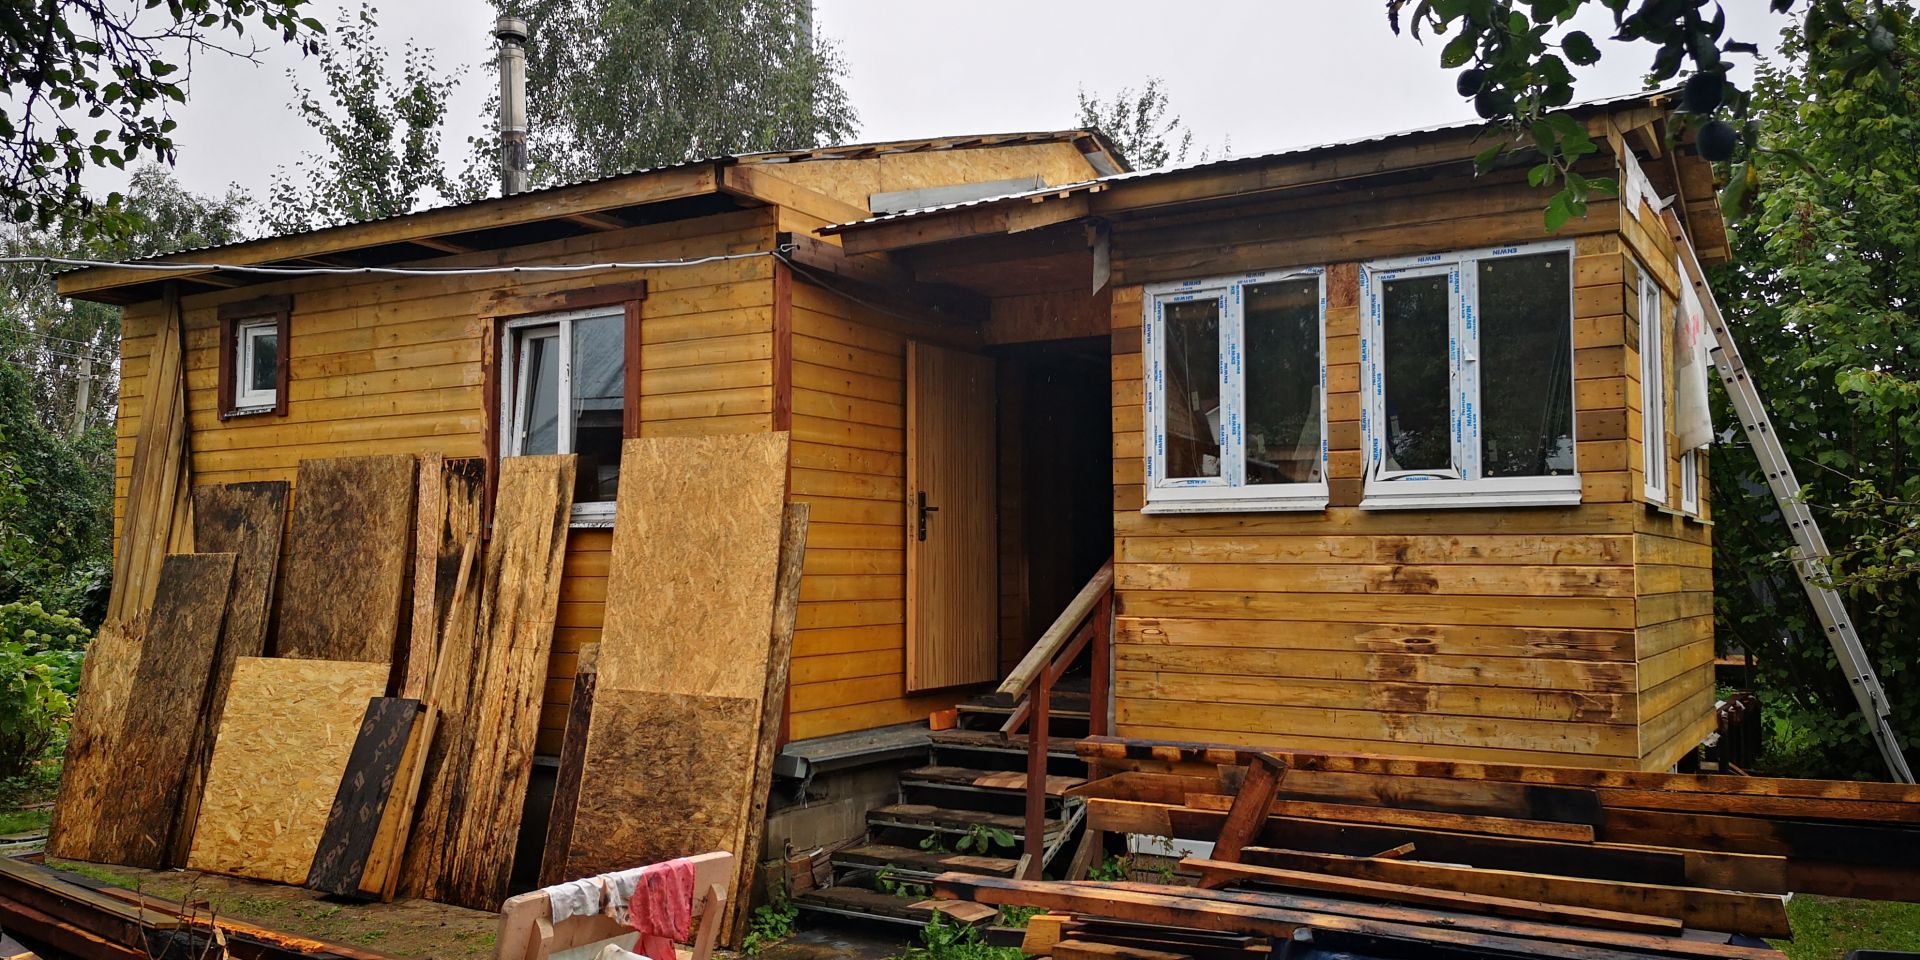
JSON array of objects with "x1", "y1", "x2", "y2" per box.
[
  {"x1": 1360, "y1": 484, "x2": 1582, "y2": 511},
  {"x1": 568, "y1": 503, "x2": 617, "y2": 529},
  {"x1": 223, "y1": 404, "x2": 277, "y2": 419},
  {"x1": 1142, "y1": 496, "x2": 1329, "y2": 515}
]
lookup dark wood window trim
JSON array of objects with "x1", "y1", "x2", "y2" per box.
[
  {"x1": 479, "y1": 281, "x2": 649, "y2": 526},
  {"x1": 217, "y1": 295, "x2": 292, "y2": 420}
]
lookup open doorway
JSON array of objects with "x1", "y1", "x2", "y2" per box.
[{"x1": 995, "y1": 336, "x2": 1114, "y2": 671}]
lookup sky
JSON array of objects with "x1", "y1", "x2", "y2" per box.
[{"x1": 109, "y1": 1, "x2": 1796, "y2": 203}]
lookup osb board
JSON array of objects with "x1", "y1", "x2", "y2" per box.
[
  {"x1": 187, "y1": 657, "x2": 388, "y2": 885},
  {"x1": 276, "y1": 455, "x2": 417, "y2": 663},
  {"x1": 426, "y1": 454, "x2": 575, "y2": 910},
  {"x1": 562, "y1": 691, "x2": 760, "y2": 878},
  {"x1": 46, "y1": 618, "x2": 144, "y2": 860},
  {"x1": 596, "y1": 433, "x2": 790, "y2": 695},
  {"x1": 179, "y1": 481, "x2": 291, "y2": 863},
  {"x1": 102, "y1": 551, "x2": 236, "y2": 868}
]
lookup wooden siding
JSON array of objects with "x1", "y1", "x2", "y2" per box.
[
  {"x1": 745, "y1": 142, "x2": 1099, "y2": 215},
  {"x1": 114, "y1": 207, "x2": 781, "y2": 755},
  {"x1": 1104, "y1": 172, "x2": 1680, "y2": 770}
]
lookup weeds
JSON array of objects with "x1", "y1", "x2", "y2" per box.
[
  {"x1": 741, "y1": 900, "x2": 798, "y2": 957},
  {"x1": 875, "y1": 866, "x2": 929, "y2": 900},
  {"x1": 899, "y1": 912, "x2": 1022, "y2": 960}
]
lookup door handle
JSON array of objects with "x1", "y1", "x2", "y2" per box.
[{"x1": 917, "y1": 490, "x2": 939, "y2": 542}]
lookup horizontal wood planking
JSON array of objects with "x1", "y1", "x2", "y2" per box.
[
  {"x1": 113, "y1": 210, "x2": 782, "y2": 755},
  {"x1": 1106, "y1": 183, "x2": 1658, "y2": 767}
]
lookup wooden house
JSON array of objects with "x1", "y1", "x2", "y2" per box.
[{"x1": 65, "y1": 89, "x2": 1728, "y2": 902}]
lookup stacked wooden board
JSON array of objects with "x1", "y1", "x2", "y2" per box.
[
  {"x1": 995, "y1": 734, "x2": 1920, "y2": 954},
  {"x1": 49, "y1": 451, "x2": 582, "y2": 914}
]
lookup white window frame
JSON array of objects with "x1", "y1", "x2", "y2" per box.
[
  {"x1": 1359, "y1": 240, "x2": 1581, "y2": 510},
  {"x1": 1142, "y1": 267, "x2": 1329, "y2": 514},
  {"x1": 1679, "y1": 447, "x2": 1700, "y2": 515},
  {"x1": 498, "y1": 306, "x2": 625, "y2": 527},
  {"x1": 1639, "y1": 264, "x2": 1668, "y2": 504},
  {"x1": 233, "y1": 318, "x2": 279, "y2": 411}
]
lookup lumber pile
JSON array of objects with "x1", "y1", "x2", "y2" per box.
[{"x1": 45, "y1": 451, "x2": 577, "y2": 911}]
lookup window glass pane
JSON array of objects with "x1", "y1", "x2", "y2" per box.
[
  {"x1": 1380, "y1": 274, "x2": 1452, "y2": 472},
  {"x1": 247, "y1": 329, "x2": 277, "y2": 393},
  {"x1": 1243, "y1": 279, "x2": 1321, "y2": 484},
  {"x1": 1478, "y1": 252, "x2": 1574, "y2": 477},
  {"x1": 518, "y1": 331, "x2": 560, "y2": 455},
  {"x1": 1161, "y1": 297, "x2": 1222, "y2": 480},
  {"x1": 571, "y1": 314, "x2": 625, "y2": 503}
]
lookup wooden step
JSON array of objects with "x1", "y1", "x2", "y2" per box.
[
  {"x1": 903, "y1": 765, "x2": 1086, "y2": 797},
  {"x1": 959, "y1": 694, "x2": 1092, "y2": 718},
  {"x1": 928, "y1": 729, "x2": 1080, "y2": 757},
  {"x1": 793, "y1": 886, "x2": 997, "y2": 927},
  {"x1": 868, "y1": 803, "x2": 1064, "y2": 843},
  {"x1": 831, "y1": 842, "x2": 1018, "y2": 878}
]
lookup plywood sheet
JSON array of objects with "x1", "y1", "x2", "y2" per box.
[
  {"x1": 187, "y1": 657, "x2": 388, "y2": 885},
  {"x1": 177, "y1": 481, "x2": 290, "y2": 863},
  {"x1": 420, "y1": 454, "x2": 575, "y2": 910},
  {"x1": 564, "y1": 692, "x2": 760, "y2": 876},
  {"x1": 596, "y1": 434, "x2": 790, "y2": 696},
  {"x1": 45, "y1": 618, "x2": 143, "y2": 860},
  {"x1": 96, "y1": 551, "x2": 235, "y2": 868},
  {"x1": 276, "y1": 455, "x2": 417, "y2": 663},
  {"x1": 307, "y1": 697, "x2": 425, "y2": 897}
]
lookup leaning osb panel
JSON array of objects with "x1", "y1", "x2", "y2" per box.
[{"x1": 187, "y1": 656, "x2": 387, "y2": 885}]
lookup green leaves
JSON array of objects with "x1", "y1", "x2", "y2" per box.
[{"x1": 1560, "y1": 29, "x2": 1599, "y2": 64}]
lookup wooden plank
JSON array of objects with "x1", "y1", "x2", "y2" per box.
[
  {"x1": 276, "y1": 454, "x2": 418, "y2": 663},
  {"x1": 427, "y1": 454, "x2": 575, "y2": 910},
  {"x1": 186, "y1": 657, "x2": 388, "y2": 884},
  {"x1": 105, "y1": 285, "x2": 191, "y2": 625},
  {"x1": 594, "y1": 434, "x2": 789, "y2": 694},
  {"x1": 46, "y1": 619, "x2": 144, "y2": 861},
  {"x1": 1184, "y1": 793, "x2": 1596, "y2": 842},
  {"x1": 90, "y1": 552, "x2": 235, "y2": 868},
  {"x1": 1234, "y1": 847, "x2": 1789, "y2": 939},
  {"x1": 1209, "y1": 754, "x2": 1285, "y2": 865},
  {"x1": 1184, "y1": 858, "x2": 1681, "y2": 935},
  {"x1": 538, "y1": 644, "x2": 599, "y2": 887},
  {"x1": 400, "y1": 457, "x2": 484, "y2": 699},
  {"x1": 731, "y1": 502, "x2": 811, "y2": 944},
  {"x1": 396, "y1": 537, "x2": 480, "y2": 899},
  {"x1": 357, "y1": 702, "x2": 436, "y2": 900},
  {"x1": 307, "y1": 697, "x2": 426, "y2": 897},
  {"x1": 174, "y1": 481, "x2": 290, "y2": 866},
  {"x1": 932, "y1": 875, "x2": 1779, "y2": 960}
]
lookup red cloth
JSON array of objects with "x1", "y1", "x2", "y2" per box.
[{"x1": 626, "y1": 858, "x2": 695, "y2": 960}]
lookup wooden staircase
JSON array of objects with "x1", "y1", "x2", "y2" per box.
[
  {"x1": 792, "y1": 692, "x2": 1092, "y2": 928},
  {"x1": 794, "y1": 561, "x2": 1116, "y2": 931}
]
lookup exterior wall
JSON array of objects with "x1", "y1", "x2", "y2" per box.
[
  {"x1": 746, "y1": 141, "x2": 1100, "y2": 212},
  {"x1": 114, "y1": 206, "x2": 781, "y2": 755},
  {"x1": 1619, "y1": 195, "x2": 1718, "y2": 770},
  {"x1": 1104, "y1": 166, "x2": 1711, "y2": 770}
]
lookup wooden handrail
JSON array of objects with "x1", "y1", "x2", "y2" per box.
[{"x1": 999, "y1": 559, "x2": 1114, "y2": 697}]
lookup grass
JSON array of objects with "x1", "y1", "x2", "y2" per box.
[
  {"x1": 1775, "y1": 897, "x2": 1920, "y2": 960},
  {"x1": 0, "y1": 807, "x2": 51, "y2": 835}
]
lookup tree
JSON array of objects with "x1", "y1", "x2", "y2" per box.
[
  {"x1": 1074, "y1": 78, "x2": 1197, "y2": 171},
  {"x1": 0, "y1": 166, "x2": 249, "y2": 623},
  {"x1": 0, "y1": 0, "x2": 323, "y2": 236},
  {"x1": 492, "y1": 0, "x2": 858, "y2": 185},
  {"x1": 1386, "y1": 0, "x2": 1911, "y2": 228},
  {"x1": 1709, "y1": 10, "x2": 1920, "y2": 778},
  {"x1": 264, "y1": 3, "x2": 462, "y2": 234}
]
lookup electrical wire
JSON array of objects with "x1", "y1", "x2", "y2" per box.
[{"x1": 0, "y1": 246, "x2": 789, "y2": 278}]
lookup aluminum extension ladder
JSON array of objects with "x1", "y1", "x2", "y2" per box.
[{"x1": 1664, "y1": 209, "x2": 1915, "y2": 783}]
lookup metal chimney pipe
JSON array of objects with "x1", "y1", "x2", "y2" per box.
[{"x1": 495, "y1": 16, "x2": 530, "y2": 196}]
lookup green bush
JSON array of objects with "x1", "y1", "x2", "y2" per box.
[
  {"x1": 0, "y1": 600, "x2": 90, "y2": 695},
  {"x1": 0, "y1": 640, "x2": 71, "y2": 778}
]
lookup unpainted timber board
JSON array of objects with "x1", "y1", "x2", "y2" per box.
[
  {"x1": 432, "y1": 454, "x2": 574, "y2": 910},
  {"x1": 276, "y1": 455, "x2": 417, "y2": 663},
  {"x1": 395, "y1": 537, "x2": 481, "y2": 900},
  {"x1": 538, "y1": 644, "x2": 599, "y2": 888},
  {"x1": 186, "y1": 657, "x2": 388, "y2": 885},
  {"x1": 307, "y1": 697, "x2": 425, "y2": 897},
  {"x1": 358, "y1": 703, "x2": 436, "y2": 900},
  {"x1": 45, "y1": 619, "x2": 144, "y2": 860},
  {"x1": 99, "y1": 551, "x2": 235, "y2": 868},
  {"x1": 401, "y1": 457, "x2": 485, "y2": 699},
  {"x1": 595, "y1": 434, "x2": 790, "y2": 695}
]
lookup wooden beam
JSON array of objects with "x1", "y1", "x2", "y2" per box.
[
  {"x1": 839, "y1": 187, "x2": 1104, "y2": 256},
  {"x1": 1183, "y1": 857, "x2": 1682, "y2": 935},
  {"x1": 1184, "y1": 793, "x2": 1597, "y2": 843},
  {"x1": 721, "y1": 165, "x2": 871, "y2": 227},
  {"x1": 565, "y1": 212, "x2": 630, "y2": 231},
  {"x1": 1206, "y1": 754, "x2": 1286, "y2": 866},
  {"x1": 59, "y1": 162, "x2": 724, "y2": 298},
  {"x1": 410, "y1": 237, "x2": 474, "y2": 254},
  {"x1": 1233, "y1": 847, "x2": 1790, "y2": 939},
  {"x1": 778, "y1": 231, "x2": 987, "y2": 325}
]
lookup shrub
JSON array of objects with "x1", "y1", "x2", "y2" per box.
[
  {"x1": 0, "y1": 640, "x2": 71, "y2": 777},
  {"x1": 0, "y1": 600, "x2": 90, "y2": 695}
]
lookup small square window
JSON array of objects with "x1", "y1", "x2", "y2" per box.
[{"x1": 219, "y1": 297, "x2": 290, "y2": 418}]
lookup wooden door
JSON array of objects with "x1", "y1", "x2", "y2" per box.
[{"x1": 906, "y1": 341, "x2": 998, "y2": 691}]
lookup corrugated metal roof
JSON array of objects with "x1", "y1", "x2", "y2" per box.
[{"x1": 821, "y1": 86, "x2": 1678, "y2": 235}]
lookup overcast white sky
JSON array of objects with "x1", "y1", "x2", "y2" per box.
[{"x1": 111, "y1": 1, "x2": 1795, "y2": 203}]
